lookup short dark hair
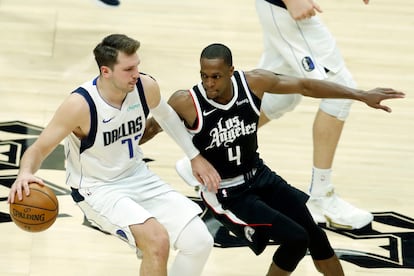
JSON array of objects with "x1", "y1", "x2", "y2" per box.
[
  {"x1": 200, "y1": 43, "x2": 233, "y2": 67},
  {"x1": 93, "y1": 34, "x2": 140, "y2": 69}
]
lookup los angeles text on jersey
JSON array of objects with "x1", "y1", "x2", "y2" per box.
[
  {"x1": 206, "y1": 116, "x2": 256, "y2": 149},
  {"x1": 103, "y1": 116, "x2": 143, "y2": 146}
]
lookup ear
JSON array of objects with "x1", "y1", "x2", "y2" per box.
[
  {"x1": 100, "y1": 66, "x2": 111, "y2": 77},
  {"x1": 229, "y1": 65, "x2": 235, "y2": 76}
]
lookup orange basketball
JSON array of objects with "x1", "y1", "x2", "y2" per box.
[{"x1": 9, "y1": 183, "x2": 59, "y2": 232}]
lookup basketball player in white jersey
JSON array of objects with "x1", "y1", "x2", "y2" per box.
[
  {"x1": 253, "y1": 0, "x2": 373, "y2": 230},
  {"x1": 8, "y1": 34, "x2": 221, "y2": 276},
  {"x1": 144, "y1": 43, "x2": 404, "y2": 275}
]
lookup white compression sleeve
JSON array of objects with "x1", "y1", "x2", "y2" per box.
[{"x1": 150, "y1": 98, "x2": 199, "y2": 160}]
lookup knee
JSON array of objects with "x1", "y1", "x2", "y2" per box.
[
  {"x1": 261, "y1": 93, "x2": 302, "y2": 120},
  {"x1": 149, "y1": 231, "x2": 170, "y2": 258},
  {"x1": 319, "y1": 98, "x2": 353, "y2": 121},
  {"x1": 176, "y1": 218, "x2": 214, "y2": 256},
  {"x1": 320, "y1": 68, "x2": 356, "y2": 121},
  {"x1": 286, "y1": 227, "x2": 309, "y2": 254},
  {"x1": 133, "y1": 220, "x2": 170, "y2": 261},
  {"x1": 273, "y1": 227, "x2": 309, "y2": 271},
  {"x1": 197, "y1": 229, "x2": 214, "y2": 254},
  {"x1": 308, "y1": 227, "x2": 335, "y2": 260}
]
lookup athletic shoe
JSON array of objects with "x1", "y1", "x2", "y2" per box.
[
  {"x1": 95, "y1": 0, "x2": 120, "y2": 7},
  {"x1": 306, "y1": 189, "x2": 373, "y2": 230}
]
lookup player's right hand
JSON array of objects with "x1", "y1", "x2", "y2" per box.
[
  {"x1": 8, "y1": 174, "x2": 45, "y2": 204},
  {"x1": 191, "y1": 155, "x2": 221, "y2": 193}
]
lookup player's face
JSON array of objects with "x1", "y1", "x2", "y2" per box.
[
  {"x1": 200, "y1": 58, "x2": 234, "y2": 104},
  {"x1": 110, "y1": 52, "x2": 140, "y2": 93}
]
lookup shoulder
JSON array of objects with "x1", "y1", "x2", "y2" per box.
[
  {"x1": 168, "y1": 89, "x2": 192, "y2": 107},
  {"x1": 56, "y1": 93, "x2": 90, "y2": 124},
  {"x1": 140, "y1": 73, "x2": 158, "y2": 89},
  {"x1": 139, "y1": 73, "x2": 161, "y2": 108},
  {"x1": 244, "y1": 69, "x2": 282, "y2": 98},
  {"x1": 138, "y1": 73, "x2": 159, "y2": 95},
  {"x1": 172, "y1": 89, "x2": 191, "y2": 98},
  {"x1": 244, "y1": 68, "x2": 276, "y2": 80}
]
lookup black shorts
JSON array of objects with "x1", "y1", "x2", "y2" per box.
[{"x1": 202, "y1": 161, "x2": 332, "y2": 258}]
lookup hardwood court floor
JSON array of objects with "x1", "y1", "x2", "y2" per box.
[{"x1": 0, "y1": 0, "x2": 413, "y2": 275}]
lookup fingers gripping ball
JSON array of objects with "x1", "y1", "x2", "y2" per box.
[{"x1": 9, "y1": 183, "x2": 59, "y2": 232}]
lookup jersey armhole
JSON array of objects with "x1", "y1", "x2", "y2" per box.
[
  {"x1": 136, "y1": 74, "x2": 150, "y2": 118},
  {"x1": 71, "y1": 87, "x2": 98, "y2": 153}
]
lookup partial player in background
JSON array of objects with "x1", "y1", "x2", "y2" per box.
[
  {"x1": 255, "y1": 0, "x2": 372, "y2": 229},
  {"x1": 8, "y1": 34, "x2": 220, "y2": 276},
  {"x1": 95, "y1": 0, "x2": 120, "y2": 8}
]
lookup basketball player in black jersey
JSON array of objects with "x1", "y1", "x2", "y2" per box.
[{"x1": 144, "y1": 43, "x2": 404, "y2": 275}]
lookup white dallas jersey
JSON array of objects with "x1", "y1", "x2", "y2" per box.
[{"x1": 65, "y1": 77, "x2": 159, "y2": 190}]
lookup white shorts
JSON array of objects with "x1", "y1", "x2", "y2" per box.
[
  {"x1": 74, "y1": 170, "x2": 202, "y2": 249},
  {"x1": 255, "y1": 0, "x2": 356, "y2": 120},
  {"x1": 256, "y1": 0, "x2": 345, "y2": 77}
]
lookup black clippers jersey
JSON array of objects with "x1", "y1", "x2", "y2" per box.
[{"x1": 189, "y1": 71, "x2": 261, "y2": 179}]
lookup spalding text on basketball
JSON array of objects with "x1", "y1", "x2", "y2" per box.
[{"x1": 11, "y1": 208, "x2": 46, "y2": 222}]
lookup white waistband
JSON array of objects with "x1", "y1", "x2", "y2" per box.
[{"x1": 220, "y1": 168, "x2": 257, "y2": 189}]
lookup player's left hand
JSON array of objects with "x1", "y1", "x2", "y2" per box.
[
  {"x1": 363, "y1": 88, "x2": 405, "y2": 112},
  {"x1": 191, "y1": 154, "x2": 221, "y2": 193}
]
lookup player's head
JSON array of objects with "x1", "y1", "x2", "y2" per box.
[
  {"x1": 200, "y1": 43, "x2": 233, "y2": 67},
  {"x1": 94, "y1": 34, "x2": 141, "y2": 92},
  {"x1": 93, "y1": 34, "x2": 140, "y2": 70},
  {"x1": 199, "y1": 43, "x2": 234, "y2": 102}
]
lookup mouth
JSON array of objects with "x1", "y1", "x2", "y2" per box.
[{"x1": 206, "y1": 90, "x2": 218, "y2": 98}]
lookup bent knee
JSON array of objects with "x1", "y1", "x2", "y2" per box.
[
  {"x1": 175, "y1": 218, "x2": 214, "y2": 255},
  {"x1": 320, "y1": 98, "x2": 353, "y2": 121},
  {"x1": 321, "y1": 68, "x2": 356, "y2": 120},
  {"x1": 132, "y1": 220, "x2": 170, "y2": 258},
  {"x1": 273, "y1": 229, "x2": 309, "y2": 271},
  {"x1": 261, "y1": 93, "x2": 302, "y2": 120},
  {"x1": 197, "y1": 229, "x2": 214, "y2": 253}
]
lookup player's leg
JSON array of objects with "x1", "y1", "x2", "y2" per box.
[
  {"x1": 203, "y1": 189, "x2": 308, "y2": 274},
  {"x1": 95, "y1": 0, "x2": 120, "y2": 8},
  {"x1": 72, "y1": 188, "x2": 170, "y2": 276},
  {"x1": 267, "y1": 262, "x2": 291, "y2": 276},
  {"x1": 142, "y1": 190, "x2": 213, "y2": 276},
  {"x1": 130, "y1": 219, "x2": 170, "y2": 276},
  {"x1": 313, "y1": 254, "x2": 344, "y2": 276},
  {"x1": 169, "y1": 216, "x2": 213, "y2": 276},
  {"x1": 269, "y1": 178, "x2": 344, "y2": 276},
  {"x1": 307, "y1": 70, "x2": 373, "y2": 229},
  {"x1": 209, "y1": 168, "x2": 311, "y2": 273},
  {"x1": 255, "y1": 0, "x2": 372, "y2": 229}
]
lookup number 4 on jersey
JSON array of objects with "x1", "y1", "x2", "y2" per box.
[{"x1": 228, "y1": 146, "x2": 241, "y2": 165}]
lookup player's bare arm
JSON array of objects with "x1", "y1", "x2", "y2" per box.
[
  {"x1": 245, "y1": 69, "x2": 304, "y2": 99},
  {"x1": 139, "y1": 117, "x2": 162, "y2": 145},
  {"x1": 8, "y1": 93, "x2": 90, "y2": 203},
  {"x1": 144, "y1": 80, "x2": 221, "y2": 191},
  {"x1": 168, "y1": 89, "x2": 221, "y2": 192},
  {"x1": 168, "y1": 89, "x2": 198, "y2": 128},
  {"x1": 247, "y1": 69, "x2": 405, "y2": 112},
  {"x1": 140, "y1": 74, "x2": 162, "y2": 109}
]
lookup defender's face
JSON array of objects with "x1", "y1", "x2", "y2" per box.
[{"x1": 200, "y1": 58, "x2": 234, "y2": 104}]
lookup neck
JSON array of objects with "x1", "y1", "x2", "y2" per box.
[{"x1": 97, "y1": 77, "x2": 127, "y2": 109}]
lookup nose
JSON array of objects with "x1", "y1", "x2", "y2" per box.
[
  {"x1": 133, "y1": 68, "x2": 140, "y2": 79},
  {"x1": 205, "y1": 77, "x2": 215, "y2": 88}
]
